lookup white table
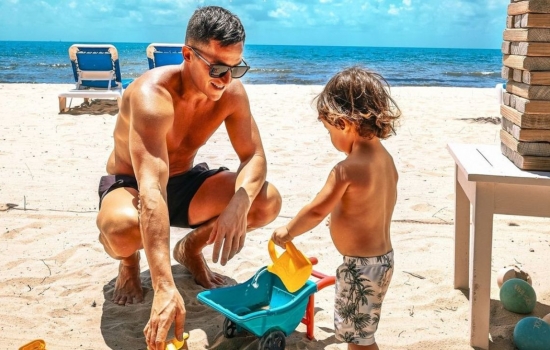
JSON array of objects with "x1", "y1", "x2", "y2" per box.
[{"x1": 447, "y1": 143, "x2": 550, "y2": 349}]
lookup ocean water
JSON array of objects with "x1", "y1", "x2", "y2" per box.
[{"x1": 0, "y1": 41, "x2": 504, "y2": 87}]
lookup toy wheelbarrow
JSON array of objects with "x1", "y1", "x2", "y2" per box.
[{"x1": 197, "y1": 241, "x2": 335, "y2": 350}]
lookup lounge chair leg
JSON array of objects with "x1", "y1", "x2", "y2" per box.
[{"x1": 58, "y1": 97, "x2": 67, "y2": 113}]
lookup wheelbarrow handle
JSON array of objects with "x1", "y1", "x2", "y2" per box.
[
  {"x1": 308, "y1": 256, "x2": 336, "y2": 291},
  {"x1": 302, "y1": 256, "x2": 336, "y2": 340}
]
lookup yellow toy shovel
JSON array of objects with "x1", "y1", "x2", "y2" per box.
[
  {"x1": 267, "y1": 239, "x2": 312, "y2": 292},
  {"x1": 147, "y1": 332, "x2": 189, "y2": 350}
]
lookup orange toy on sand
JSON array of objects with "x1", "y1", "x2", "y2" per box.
[
  {"x1": 18, "y1": 339, "x2": 46, "y2": 350},
  {"x1": 496, "y1": 265, "x2": 532, "y2": 288}
]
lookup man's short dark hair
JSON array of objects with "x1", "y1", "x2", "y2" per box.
[{"x1": 185, "y1": 6, "x2": 246, "y2": 47}]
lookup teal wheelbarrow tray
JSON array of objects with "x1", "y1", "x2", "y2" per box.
[{"x1": 197, "y1": 258, "x2": 335, "y2": 350}]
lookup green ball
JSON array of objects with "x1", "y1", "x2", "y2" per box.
[
  {"x1": 514, "y1": 317, "x2": 550, "y2": 350},
  {"x1": 500, "y1": 278, "x2": 536, "y2": 314}
]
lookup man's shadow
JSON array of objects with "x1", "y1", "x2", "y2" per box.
[
  {"x1": 100, "y1": 265, "x2": 339, "y2": 349},
  {"x1": 100, "y1": 264, "x2": 212, "y2": 349}
]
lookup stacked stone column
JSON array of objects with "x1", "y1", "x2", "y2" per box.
[{"x1": 501, "y1": 0, "x2": 550, "y2": 170}]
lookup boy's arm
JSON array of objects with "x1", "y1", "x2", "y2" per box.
[{"x1": 274, "y1": 165, "x2": 349, "y2": 245}]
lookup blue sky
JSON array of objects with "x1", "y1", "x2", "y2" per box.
[{"x1": 0, "y1": 0, "x2": 508, "y2": 49}]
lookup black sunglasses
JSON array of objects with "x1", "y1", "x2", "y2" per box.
[{"x1": 185, "y1": 45, "x2": 250, "y2": 79}]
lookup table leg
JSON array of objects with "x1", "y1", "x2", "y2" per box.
[
  {"x1": 454, "y1": 166, "x2": 470, "y2": 289},
  {"x1": 469, "y1": 182, "x2": 494, "y2": 349},
  {"x1": 58, "y1": 96, "x2": 67, "y2": 113}
]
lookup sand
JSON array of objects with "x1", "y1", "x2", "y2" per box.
[{"x1": 0, "y1": 83, "x2": 549, "y2": 350}]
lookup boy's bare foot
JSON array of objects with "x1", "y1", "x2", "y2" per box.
[
  {"x1": 112, "y1": 251, "x2": 144, "y2": 305},
  {"x1": 173, "y1": 234, "x2": 226, "y2": 288}
]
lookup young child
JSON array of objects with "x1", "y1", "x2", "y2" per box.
[{"x1": 272, "y1": 66, "x2": 401, "y2": 350}]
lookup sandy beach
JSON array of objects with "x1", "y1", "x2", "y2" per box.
[{"x1": 1, "y1": 83, "x2": 549, "y2": 350}]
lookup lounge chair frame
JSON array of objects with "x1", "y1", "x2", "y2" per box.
[
  {"x1": 146, "y1": 43, "x2": 183, "y2": 69},
  {"x1": 58, "y1": 44, "x2": 128, "y2": 113}
]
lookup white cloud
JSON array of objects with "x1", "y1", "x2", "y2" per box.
[
  {"x1": 153, "y1": 9, "x2": 173, "y2": 16},
  {"x1": 39, "y1": 0, "x2": 51, "y2": 9},
  {"x1": 268, "y1": 8, "x2": 290, "y2": 18},
  {"x1": 388, "y1": 4, "x2": 399, "y2": 15},
  {"x1": 387, "y1": 0, "x2": 413, "y2": 16},
  {"x1": 129, "y1": 10, "x2": 144, "y2": 22},
  {"x1": 325, "y1": 11, "x2": 340, "y2": 25},
  {"x1": 268, "y1": 1, "x2": 303, "y2": 19},
  {"x1": 269, "y1": 3, "x2": 295, "y2": 18}
]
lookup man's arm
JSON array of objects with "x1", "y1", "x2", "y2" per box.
[
  {"x1": 128, "y1": 86, "x2": 185, "y2": 350},
  {"x1": 207, "y1": 83, "x2": 267, "y2": 265}
]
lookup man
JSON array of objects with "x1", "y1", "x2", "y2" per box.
[{"x1": 95, "y1": 6, "x2": 282, "y2": 350}]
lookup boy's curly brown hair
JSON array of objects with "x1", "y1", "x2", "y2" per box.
[{"x1": 315, "y1": 66, "x2": 401, "y2": 139}]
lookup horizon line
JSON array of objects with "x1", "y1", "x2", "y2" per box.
[{"x1": 0, "y1": 39, "x2": 501, "y2": 51}]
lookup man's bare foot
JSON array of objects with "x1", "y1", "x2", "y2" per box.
[
  {"x1": 173, "y1": 235, "x2": 226, "y2": 288},
  {"x1": 112, "y1": 251, "x2": 144, "y2": 305}
]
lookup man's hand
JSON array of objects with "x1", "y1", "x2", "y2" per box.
[
  {"x1": 144, "y1": 285, "x2": 186, "y2": 350},
  {"x1": 271, "y1": 226, "x2": 292, "y2": 248},
  {"x1": 207, "y1": 191, "x2": 249, "y2": 265}
]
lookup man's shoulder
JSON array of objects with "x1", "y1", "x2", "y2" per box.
[
  {"x1": 224, "y1": 79, "x2": 248, "y2": 98},
  {"x1": 218, "y1": 80, "x2": 251, "y2": 112},
  {"x1": 128, "y1": 68, "x2": 180, "y2": 99}
]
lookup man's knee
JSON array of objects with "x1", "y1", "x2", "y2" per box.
[
  {"x1": 250, "y1": 181, "x2": 282, "y2": 227},
  {"x1": 97, "y1": 207, "x2": 141, "y2": 258}
]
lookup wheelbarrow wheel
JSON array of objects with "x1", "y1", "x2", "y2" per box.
[
  {"x1": 259, "y1": 330, "x2": 286, "y2": 350},
  {"x1": 223, "y1": 318, "x2": 238, "y2": 338}
]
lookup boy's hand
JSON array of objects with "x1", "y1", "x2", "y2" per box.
[{"x1": 271, "y1": 226, "x2": 292, "y2": 248}]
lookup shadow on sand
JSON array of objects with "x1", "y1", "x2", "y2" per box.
[
  {"x1": 458, "y1": 289, "x2": 550, "y2": 350},
  {"x1": 100, "y1": 264, "x2": 339, "y2": 349},
  {"x1": 60, "y1": 99, "x2": 119, "y2": 116}
]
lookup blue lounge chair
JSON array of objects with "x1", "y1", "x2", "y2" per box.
[
  {"x1": 58, "y1": 44, "x2": 133, "y2": 112},
  {"x1": 146, "y1": 43, "x2": 183, "y2": 69}
]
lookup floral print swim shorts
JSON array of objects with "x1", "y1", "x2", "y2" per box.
[{"x1": 334, "y1": 250, "x2": 394, "y2": 346}]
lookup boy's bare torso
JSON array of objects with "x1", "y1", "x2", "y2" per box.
[
  {"x1": 106, "y1": 65, "x2": 234, "y2": 177},
  {"x1": 329, "y1": 142, "x2": 397, "y2": 258}
]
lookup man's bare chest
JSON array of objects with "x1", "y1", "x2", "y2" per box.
[{"x1": 166, "y1": 111, "x2": 224, "y2": 153}]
